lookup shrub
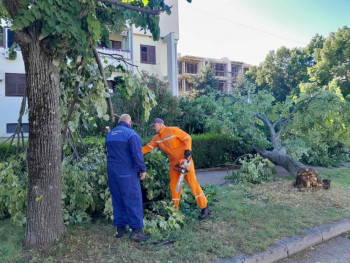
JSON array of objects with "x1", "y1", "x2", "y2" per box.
[
  {"x1": 0, "y1": 141, "x2": 27, "y2": 160},
  {"x1": 0, "y1": 155, "x2": 27, "y2": 225},
  {"x1": 191, "y1": 133, "x2": 251, "y2": 168},
  {"x1": 227, "y1": 154, "x2": 276, "y2": 184},
  {"x1": 0, "y1": 142, "x2": 217, "y2": 234}
]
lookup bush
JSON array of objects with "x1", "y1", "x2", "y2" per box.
[
  {"x1": 302, "y1": 138, "x2": 350, "y2": 167},
  {"x1": 192, "y1": 133, "x2": 251, "y2": 168},
  {"x1": 0, "y1": 155, "x2": 27, "y2": 225},
  {"x1": 227, "y1": 154, "x2": 276, "y2": 184},
  {"x1": 0, "y1": 141, "x2": 218, "y2": 235},
  {"x1": 0, "y1": 141, "x2": 27, "y2": 160}
]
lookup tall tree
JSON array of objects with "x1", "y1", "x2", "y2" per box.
[
  {"x1": 190, "y1": 63, "x2": 219, "y2": 95},
  {"x1": 246, "y1": 46, "x2": 312, "y2": 102},
  {"x1": 202, "y1": 77, "x2": 350, "y2": 176},
  {"x1": 0, "y1": 0, "x2": 191, "y2": 248},
  {"x1": 308, "y1": 26, "x2": 350, "y2": 99}
]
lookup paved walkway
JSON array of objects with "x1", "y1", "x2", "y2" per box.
[{"x1": 196, "y1": 168, "x2": 234, "y2": 186}]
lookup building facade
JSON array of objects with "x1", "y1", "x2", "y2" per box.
[
  {"x1": 0, "y1": 0, "x2": 179, "y2": 137},
  {"x1": 177, "y1": 55, "x2": 250, "y2": 96}
]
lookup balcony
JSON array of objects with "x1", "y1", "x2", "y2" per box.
[{"x1": 96, "y1": 47, "x2": 132, "y2": 68}]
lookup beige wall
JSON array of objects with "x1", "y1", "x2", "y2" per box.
[{"x1": 133, "y1": 34, "x2": 168, "y2": 78}]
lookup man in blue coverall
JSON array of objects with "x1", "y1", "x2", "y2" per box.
[{"x1": 106, "y1": 114, "x2": 149, "y2": 241}]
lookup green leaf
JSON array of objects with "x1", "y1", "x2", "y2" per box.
[{"x1": 35, "y1": 195, "x2": 44, "y2": 202}]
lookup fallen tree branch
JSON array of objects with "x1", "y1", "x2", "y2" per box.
[{"x1": 62, "y1": 59, "x2": 84, "y2": 146}]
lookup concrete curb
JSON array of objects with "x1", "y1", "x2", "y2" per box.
[{"x1": 217, "y1": 217, "x2": 350, "y2": 263}]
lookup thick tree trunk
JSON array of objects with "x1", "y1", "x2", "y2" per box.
[
  {"x1": 257, "y1": 149, "x2": 305, "y2": 177},
  {"x1": 20, "y1": 40, "x2": 66, "y2": 248}
]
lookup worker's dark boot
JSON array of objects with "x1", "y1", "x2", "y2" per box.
[
  {"x1": 198, "y1": 205, "x2": 211, "y2": 220},
  {"x1": 130, "y1": 229, "x2": 149, "y2": 242},
  {"x1": 115, "y1": 226, "x2": 127, "y2": 238}
]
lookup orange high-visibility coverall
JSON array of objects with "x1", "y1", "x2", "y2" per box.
[{"x1": 142, "y1": 126, "x2": 208, "y2": 209}]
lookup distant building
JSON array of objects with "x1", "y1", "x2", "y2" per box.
[{"x1": 177, "y1": 55, "x2": 250, "y2": 95}]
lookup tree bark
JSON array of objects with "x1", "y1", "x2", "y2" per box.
[
  {"x1": 256, "y1": 149, "x2": 305, "y2": 177},
  {"x1": 19, "y1": 38, "x2": 66, "y2": 248}
]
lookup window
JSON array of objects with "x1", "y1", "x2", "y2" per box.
[
  {"x1": 0, "y1": 27, "x2": 3, "y2": 47},
  {"x1": 213, "y1": 63, "x2": 226, "y2": 76},
  {"x1": 178, "y1": 80, "x2": 183, "y2": 92},
  {"x1": 178, "y1": 62, "x2": 182, "y2": 74},
  {"x1": 97, "y1": 40, "x2": 122, "y2": 49},
  {"x1": 185, "y1": 63, "x2": 197, "y2": 74},
  {"x1": 5, "y1": 73, "x2": 26, "y2": 97},
  {"x1": 218, "y1": 81, "x2": 226, "y2": 92},
  {"x1": 107, "y1": 80, "x2": 116, "y2": 94},
  {"x1": 5, "y1": 28, "x2": 16, "y2": 48},
  {"x1": 7, "y1": 123, "x2": 29, "y2": 133},
  {"x1": 111, "y1": 40, "x2": 122, "y2": 50},
  {"x1": 185, "y1": 80, "x2": 193, "y2": 92},
  {"x1": 140, "y1": 45, "x2": 156, "y2": 64},
  {"x1": 231, "y1": 65, "x2": 241, "y2": 78}
]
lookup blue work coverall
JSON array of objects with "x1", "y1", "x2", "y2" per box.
[{"x1": 106, "y1": 121, "x2": 146, "y2": 230}]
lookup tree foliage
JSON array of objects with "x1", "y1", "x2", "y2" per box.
[
  {"x1": 246, "y1": 46, "x2": 312, "y2": 101},
  {"x1": 110, "y1": 72, "x2": 180, "y2": 137},
  {"x1": 190, "y1": 63, "x2": 219, "y2": 96},
  {"x1": 308, "y1": 26, "x2": 350, "y2": 99}
]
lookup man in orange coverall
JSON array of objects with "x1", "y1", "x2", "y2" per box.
[{"x1": 142, "y1": 118, "x2": 211, "y2": 219}]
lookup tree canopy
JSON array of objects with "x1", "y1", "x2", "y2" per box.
[{"x1": 308, "y1": 26, "x2": 350, "y2": 99}]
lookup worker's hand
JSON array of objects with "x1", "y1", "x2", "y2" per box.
[
  {"x1": 140, "y1": 172, "x2": 146, "y2": 181},
  {"x1": 184, "y1": 150, "x2": 192, "y2": 159}
]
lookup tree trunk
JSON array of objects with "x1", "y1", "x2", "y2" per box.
[
  {"x1": 20, "y1": 39, "x2": 66, "y2": 248},
  {"x1": 257, "y1": 149, "x2": 305, "y2": 177}
]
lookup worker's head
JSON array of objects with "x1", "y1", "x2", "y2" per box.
[
  {"x1": 150, "y1": 118, "x2": 164, "y2": 133},
  {"x1": 118, "y1": 114, "x2": 132, "y2": 126}
]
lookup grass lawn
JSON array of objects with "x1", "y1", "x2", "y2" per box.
[{"x1": 1, "y1": 167, "x2": 350, "y2": 263}]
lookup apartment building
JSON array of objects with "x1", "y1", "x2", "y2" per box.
[
  {"x1": 177, "y1": 55, "x2": 250, "y2": 95},
  {"x1": 0, "y1": 0, "x2": 180, "y2": 137}
]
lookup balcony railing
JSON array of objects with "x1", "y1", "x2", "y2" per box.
[{"x1": 97, "y1": 47, "x2": 132, "y2": 61}]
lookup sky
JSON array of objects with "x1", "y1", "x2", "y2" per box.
[{"x1": 177, "y1": 0, "x2": 350, "y2": 65}]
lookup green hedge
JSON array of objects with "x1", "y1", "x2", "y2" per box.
[
  {"x1": 0, "y1": 141, "x2": 28, "y2": 160},
  {"x1": 2, "y1": 134, "x2": 250, "y2": 169},
  {"x1": 82, "y1": 134, "x2": 251, "y2": 169},
  {"x1": 191, "y1": 134, "x2": 251, "y2": 168}
]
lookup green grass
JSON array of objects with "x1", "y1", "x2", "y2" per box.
[
  {"x1": 0, "y1": 219, "x2": 25, "y2": 262},
  {"x1": 1, "y1": 167, "x2": 350, "y2": 263},
  {"x1": 320, "y1": 167, "x2": 350, "y2": 188}
]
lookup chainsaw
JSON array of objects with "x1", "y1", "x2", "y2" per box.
[{"x1": 174, "y1": 157, "x2": 191, "y2": 193}]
